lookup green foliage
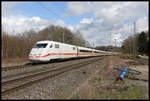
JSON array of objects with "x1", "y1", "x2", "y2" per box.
[
  {"x1": 137, "y1": 31, "x2": 148, "y2": 55},
  {"x1": 92, "y1": 79, "x2": 148, "y2": 99},
  {"x1": 121, "y1": 31, "x2": 149, "y2": 55}
]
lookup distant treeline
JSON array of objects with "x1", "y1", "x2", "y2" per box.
[
  {"x1": 2, "y1": 25, "x2": 91, "y2": 59},
  {"x1": 121, "y1": 31, "x2": 149, "y2": 55},
  {"x1": 95, "y1": 31, "x2": 149, "y2": 56},
  {"x1": 95, "y1": 45, "x2": 121, "y2": 52}
]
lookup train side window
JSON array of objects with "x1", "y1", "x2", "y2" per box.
[
  {"x1": 73, "y1": 47, "x2": 75, "y2": 50},
  {"x1": 79, "y1": 50, "x2": 92, "y2": 53},
  {"x1": 50, "y1": 44, "x2": 52, "y2": 48},
  {"x1": 55, "y1": 44, "x2": 59, "y2": 48},
  {"x1": 55, "y1": 44, "x2": 57, "y2": 48}
]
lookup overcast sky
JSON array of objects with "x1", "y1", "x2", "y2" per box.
[{"x1": 2, "y1": 2, "x2": 149, "y2": 46}]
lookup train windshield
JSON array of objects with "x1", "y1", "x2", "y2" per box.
[{"x1": 33, "y1": 43, "x2": 48, "y2": 48}]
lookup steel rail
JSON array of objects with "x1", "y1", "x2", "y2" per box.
[
  {"x1": 2, "y1": 56, "x2": 103, "y2": 71},
  {"x1": 2, "y1": 57, "x2": 102, "y2": 96}
]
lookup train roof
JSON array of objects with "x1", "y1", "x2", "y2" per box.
[
  {"x1": 37, "y1": 41, "x2": 94, "y2": 50},
  {"x1": 37, "y1": 40, "x2": 52, "y2": 43},
  {"x1": 36, "y1": 41, "x2": 109, "y2": 53},
  {"x1": 36, "y1": 40, "x2": 77, "y2": 47},
  {"x1": 77, "y1": 46, "x2": 94, "y2": 51}
]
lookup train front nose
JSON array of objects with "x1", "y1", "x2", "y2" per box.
[
  {"x1": 28, "y1": 53, "x2": 50, "y2": 63},
  {"x1": 28, "y1": 47, "x2": 43, "y2": 61},
  {"x1": 28, "y1": 56, "x2": 47, "y2": 63},
  {"x1": 28, "y1": 42, "x2": 50, "y2": 63},
  {"x1": 28, "y1": 54, "x2": 42, "y2": 63}
]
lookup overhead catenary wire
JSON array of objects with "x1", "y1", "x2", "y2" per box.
[
  {"x1": 38, "y1": 3, "x2": 67, "y2": 43},
  {"x1": 37, "y1": 3, "x2": 80, "y2": 43},
  {"x1": 38, "y1": 3, "x2": 77, "y2": 25},
  {"x1": 38, "y1": 3, "x2": 65, "y2": 21}
]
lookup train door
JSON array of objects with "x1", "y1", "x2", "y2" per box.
[
  {"x1": 58, "y1": 44, "x2": 61, "y2": 59},
  {"x1": 60, "y1": 44, "x2": 65, "y2": 59},
  {"x1": 54, "y1": 44, "x2": 59, "y2": 59},
  {"x1": 61, "y1": 44, "x2": 65, "y2": 59},
  {"x1": 76, "y1": 46, "x2": 78, "y2": 57},
  {"x1": 48, "y1": 43, "x2": 54, "y2": 60},
  {"x1": 77, "y1": 46, "x2": 79, "y2": 57}
]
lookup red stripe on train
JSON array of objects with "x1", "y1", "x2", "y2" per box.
[{"x1": 29, "y1": 53, "x2": 105, "y2": 58}]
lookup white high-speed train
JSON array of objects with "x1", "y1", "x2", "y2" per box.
[{"x1": 28, "y1": 40, "x2": 113, "y2": 63}]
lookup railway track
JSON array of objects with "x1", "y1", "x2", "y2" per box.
[
  {"x1": 2, "y1": 57, "x2": 102, "y2": 96},
  {"x1": 2, "y1": 63, "x2": 50, "y2": 71},
  {"x1": 2, "y1": 56, "x2": 101, "y2": 72},
  {"x1": 2, "y1": 57, "x2": 94, "y2": 82}
]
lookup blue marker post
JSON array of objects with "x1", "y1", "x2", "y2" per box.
[
  {"x1": 114, "y1": 66, "x2": 142, "y2": 81},
  {"x1": 117, "y1": 67, "x2": 128, "y2": 81}
]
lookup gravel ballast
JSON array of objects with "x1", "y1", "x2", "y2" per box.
[{"x1": 2, "y1": 56, "x2": 106, "y2": 99}]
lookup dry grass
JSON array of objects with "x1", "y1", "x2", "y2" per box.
[
  {"x1": 69, "y1": 55, "x2": 149, "y2": 99},
  {"x1": 2, "y1": 58, "x2": 29, "y2": 67}
]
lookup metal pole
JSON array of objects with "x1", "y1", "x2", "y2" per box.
[
  {"x1": 133, "y1": 21, "x2": 136, "y2": 58},
  {"x1": 63, "y1": 31, "x2": 64, "y2": 43},
  {"x1": 115, "y1": 39, "x2": 116, "y2": 52},
  {"x1": 85, "y1": 41, "x2": 87, "y2": 47},
  {"x1": 110, "y1": 33, "x2": 111, "y2": 44},
  {"x1": 93, "y1": 41, "x2": 94, "y2": 48},
  {"x1": 48, "y1": 26, "x2": 50, "y2": 40},
  {"x1": 48, "y1": 25, "x2": 53, "y2": 41},
  {"x1": 92, "y1": 41, "x2": 94, "y2": 53},
  {"x1": 109, "y1": 33, "x2": 111, "y2": 52}
]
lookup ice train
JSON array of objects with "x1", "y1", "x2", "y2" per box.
[{"x1": 28, "y1": 40, "x2": 114, "y2": 63}]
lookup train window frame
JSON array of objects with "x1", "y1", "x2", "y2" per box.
[
  {"x1": 33, "y1": 43, "x2": 48, "y2": 48},
  {"x1": 73, "y1": 47, "x2": 75, "y2": 50},
  {"x1": 55, "y1": 44, "x2": 59, "y2": 48}
]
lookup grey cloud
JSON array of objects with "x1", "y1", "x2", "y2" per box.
[
  {"x1": 2, "y1": 2, "x2": 148, "y2": 47},
  {"x1": 71, "y1": 2, "x2": 148, "y2": 46},
  {"x1": 2, "y1": 16, "x2": 65, "y2": 34}
]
